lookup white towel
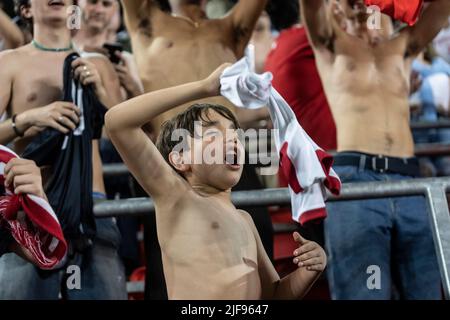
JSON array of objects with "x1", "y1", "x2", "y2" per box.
[{"x1": 220, "y1": 56, "x2": 341, "y2": 225}]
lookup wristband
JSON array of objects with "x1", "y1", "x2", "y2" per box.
[{"x1": 11, "y1": 114, "x2": 24, "y2": 137}]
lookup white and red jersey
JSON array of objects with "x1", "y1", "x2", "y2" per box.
[{"x1": 220, "y1": 56, "x2": 341, "y2": 225}]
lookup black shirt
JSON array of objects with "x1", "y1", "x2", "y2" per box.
[{"x1": 22, "y1": 53, "x2": 107, "y2": 244}]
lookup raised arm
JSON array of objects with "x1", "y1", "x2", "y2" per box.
[
  {"x1": 300, "y1": 0, "x2": 334, "y2": 49},
  {"x1": 121, "y1": 0, "x2": 169, "y2": 33},
  {"x1": 404, "y1": 0, "x2": 450, "y2": 57},
  {"x1": 227, "y1": 0, "x2": 268, "y2": 57},
  {"x1": 121, "y1": 0, "x2": 149, "y2": 32},
  {"x1": 105, "y1": 64, "x2": 229, "y2": 201},
  {"x1": 0, "y1": 8, "x2": 24, "y2": 50}
]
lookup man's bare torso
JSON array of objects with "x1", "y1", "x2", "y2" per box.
[
  {"x1": 315, "y1": 29, "x2": 415, "y2": 158},
  {"x1": 4, "y1": 44, "x2": 105, "y2": 192},
  {"x1": 130, "y1": 10, "x2": 240, "y2": 132},
  {"x1": 156, "y1": 189, "x2": 262, "y2": 300}
]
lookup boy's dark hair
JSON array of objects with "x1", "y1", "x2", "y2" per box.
[{"x1": 156, "y1": 103, "x2": 240, "y2": 172}]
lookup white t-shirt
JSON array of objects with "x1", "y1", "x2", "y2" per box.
[
  {"x1": 428, "y1": 73, "x2": 450, "y2": 114},
  {"x1": 433, "y1": 19, "x2": 450, "y2": 63}
]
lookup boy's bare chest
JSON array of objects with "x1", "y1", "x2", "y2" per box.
[{"x1": 159, "y1": 200, "x2": 258, "y2": 268}]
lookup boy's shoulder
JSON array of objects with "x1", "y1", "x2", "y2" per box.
[
  {"x1": 237, "y1": 209, "x2": 252, "y2": 219},
  {"x1": 236, "y1": 209, "x2": 257, "y2": 232}
]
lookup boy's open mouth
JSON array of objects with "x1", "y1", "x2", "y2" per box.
[
  {"x1": 224, "y1": 150, "x2": 241, "y2": 170},
  {"x1": 48, "y1": 0, "x2": 65, "y2": 8}
]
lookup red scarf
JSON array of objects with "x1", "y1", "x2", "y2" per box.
[
  {"x1": 0, "y1": 145, "x2": 67, "y2": 269},
  {"x1": 364, "y1": 0, "x2": 424, "y2": 26}
]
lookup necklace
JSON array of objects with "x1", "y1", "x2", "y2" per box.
[
  {"x1": 32, "y1": 39, "x2": 73, "y2": 52},
  {"x1": 171, "y1": 13, "x2": 200, "y2": 28}
]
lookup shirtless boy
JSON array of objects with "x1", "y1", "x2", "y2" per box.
[
  {"x1": 122, "y1": 0, "x2": 274, "y2": 298},
  {"x1": 105, "y1": 64, "x2": 327, "y2": 299}
]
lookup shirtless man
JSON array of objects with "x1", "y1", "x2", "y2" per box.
[
  {"x1": 73, "y1": 0, "x2": 118, "y2": 51},
  {"x1": 105, "y1": 64, "x2": 327, "y2": 299},
  {"x1": 0, "y1": 0, "x2": 125, "y2": 299},
  {"x1": 121, "y1": 0, "x2": 269, "y2": 131},
  {"x1": 301, "y1": 0, "x2": 450, "y2": 299},
  {"x1": 74, "y1": 0, "x2": 143, "y2": 99}
]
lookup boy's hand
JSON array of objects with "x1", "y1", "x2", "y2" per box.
[
  {"x1": 292, "y1": 232, "x2": 327, "y2": 272},
  {"x1": 203, "y1": 63, "x2": 232, "y2": 96}
]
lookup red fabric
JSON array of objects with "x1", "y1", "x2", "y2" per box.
[
  {"x1": 0, "y1": 146, "x2": 67, "y2": 269},
  {"x1": 279, "y1": 142, "x2": 341, "y2": 197},
  {"x1": 315, "y1": 149, "x2": 341, "y2": 196},
  {"x1": 265, "y1": 26, "x2": 337, "y2": 188},
  {"x1": 279, "y1": 142, "x2": 303, "y2": 194},
  {"x1": 364, "y1": 0, "x2": 424, "y2": 26},
  {"x1": 299, "y1": 208, "x2": 327, "y2": 226},
  {"x1": 265, "y1": 26, "x2": 337, "y2": 153},
  {"x1": 278, "y1": 143, "x2": 341, "y2": 225}
]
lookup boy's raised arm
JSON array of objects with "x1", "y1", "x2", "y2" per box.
[{"x1": 105, "y1": 64, "x2": 229, "y2": 201}]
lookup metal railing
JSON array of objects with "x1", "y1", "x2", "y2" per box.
[
  {"x1": 411, "y1": 120, "x2": 450, "y2": 130},
  {"x1": 415, "y1": 143, "x2": 450, "y2": 157},
  {"x1": 95, "y1": 177, "x2": 450, "y2": 299},
  {"x1": 103, "y1": 163, "x2": 129, "y2": 177}
]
